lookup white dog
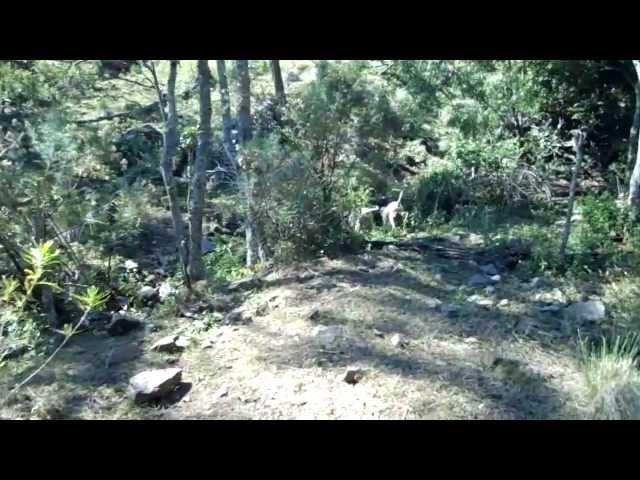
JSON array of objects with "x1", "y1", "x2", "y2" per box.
[{"x1": 381, "y1": 190, "x2": 403, "y2": 229}]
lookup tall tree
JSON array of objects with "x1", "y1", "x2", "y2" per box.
[
  {"x1": 628, "y1": 60, "x2": 640, "y2": 220},
  {"x1": 270, "y1": 60, "x2": 286, "y2": 105},
  {"x1": 187, "y1": 60, "x2": 213, "y2": 282},
  {"x1": 235, "y1": 60, "x2": 267, "y2": 266},
  {"x1": 216, "y1": 60, "x2": 236, "y2": 169},
  {"x1": 151, "y1": 60, "x2": 191, "y2": 289}
]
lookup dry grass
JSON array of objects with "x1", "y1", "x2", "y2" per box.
[{"x1": 578, "y1": 334, "x2": 640, "y2": 420}]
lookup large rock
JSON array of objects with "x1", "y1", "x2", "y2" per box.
[
  {"x1": 128, "y1": 368, "x2": 183, "y2": 404},
  {"x1": 138, "y1": 286, "x2": 159, "y2": 303},
  {"x1": 150, "y1": 335, "x2": 188, "y2": 353},
  {"x1": 564, "y1": 301, "x2": 606, "y2": 323},
  {"x1": 107, "y1": 314, "x2": 143, "y2": 336}
]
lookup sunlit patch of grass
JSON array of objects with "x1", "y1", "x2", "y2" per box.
[{"x1": 578, "y1": 333, "x2": 640, "y2": 420}]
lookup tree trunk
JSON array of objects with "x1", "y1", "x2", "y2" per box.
[
  {"x1": 158, "y1": 61, "x2": 191, "y2": 289},
  {"x1": 559, "y1": 130, "x2": 587, "y2": 267},
  {"x1": 235, "y1": 60, "x2": 262, "y2": 267},
  {"x1": 216, "y1": 60, "x2": 236, "y2": 170},
  {"x1": 628, "y1": 61, "x2": 640, "y2": 221},
  {"x1": 236, "y1": 61, "x2": 253, "y2": 144},
  {"x1": 188, "y1": 60, "x2": 212, "y2": 282},
  {"x1": 270, "y1": 60, "x2": 286, "y2": 106}
]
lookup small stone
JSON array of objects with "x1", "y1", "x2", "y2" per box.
[
  {"x1": 215, "y1": 387, "x2": 229, "y2": 399},
  {"x1": 307, "y1": 308, "x2": 321, "y2": 322},
  {"x1": 343, "y1": 367, "x2": 365, "y2": 385},
  {"x1": 383, "y1": 245, "x2": 399, "y2": 252},
  {"x1": 128, "y1": 368, "x2": 182, "y2": 404},
  {"x1": 498, "y1": 299, "x2": 509, "y2": 307},
  {"x1": 373, "y1": 329, "x2": 385, "y2": 338},
  {"x1": 106, "y1": 315, "x2": 143, "y2": 336},
  {"x1": 489, "y1": 274, "x2": 501, "y2": 284}
]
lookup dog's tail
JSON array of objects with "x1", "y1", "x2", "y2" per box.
[{"x1": 397, "y1": 190, "x2": 404, "y2": 204}]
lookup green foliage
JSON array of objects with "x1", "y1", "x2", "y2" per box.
[
  {"x1": 574, "y1": 193, "x2": 625, "y2": 256},
  {"x1": 205, "y1": 237, "x2": 251, "y2": 283}
]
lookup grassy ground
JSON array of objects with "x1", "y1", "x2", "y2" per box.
[{"x1": 2, "y1": 214, "x2": 619, "y2": 419}]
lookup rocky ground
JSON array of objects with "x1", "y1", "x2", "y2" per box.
[{"x1": 0, "y1": 230, "x2": 606, "y2": 420}]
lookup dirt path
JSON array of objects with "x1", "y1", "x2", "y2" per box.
[{"x1": 1, "y1": 236, "x2": 591, "y2": 419}]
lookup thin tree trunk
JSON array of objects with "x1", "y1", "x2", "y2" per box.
[
  {"x1": 157, "y1": 61, "x2": 191, "y2": 289},
  {"x1": 235, "y1": 60, "x2": 262, "y2": 267},
  {"x1": 188, "y1": 60, "x2": 212, "y2": 282},
  {"x1": 270, "y1": 60, "x2": 286, "y2": 105},
  {"x1": 559, "y1": 130, "x2": 587, "y2": 267},
  {"x1": 236, "y1": 61, "x2": 253, "y2": 144},
  {"x1": 628, "y1": 61, "x2": 640, "y2": 221},
  {"x1": 216, "y1": 60, "x2": 237, "y2": 170}
]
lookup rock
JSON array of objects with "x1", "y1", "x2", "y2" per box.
[
  {"x1": 498, "y1": 299, "x2": 509, "y2": 307},
  {"x1": 468, "y1": 274, "x2": 491, "y2": 288},
  {"x1": 106, "y1": 343, "x2": 142, "y2": 367},
  {"x1": 383, "y1": 245, "x2": 399, "y2": 252},
  {"x1": 440, "y1": 304, "x2": 461, "y2": 318},
  {"x1": 106, "y1": 315, "x2": 143, "y2": 336},
  {"x1": 564, "y1": 301, "x2": 606, "y2": 323},
  {"x1": 424, "y1": 297, "x2": 443, "y2": 309},
  {"x1": 468, "y1": 295, "x2": 494, "y2": 308},
  {"x1": 489, "y1": 274, "x2": 501, "y2": 284},
  {"x1": 128, "y1": 368, "x2": 182, "y2": 404},
  {"x1": 138, "y1": 286, "x2": 158, "y2": 304},
  {"x1": 223, "y1": 309, "x2": 252, "y2": 325},
  {"x1": 390, "y1": 333, "x2": 407, "y2": 348},
  {"x1": 373, "y1": 329, "x2": 385, "y2": 338},
  {"x1": 314, "y1": 325, "x2": 346, "y2": 347},
  {"x1": 150, "y1": 335, "x2": 187, "y2": 353},
  {"x1": 343, "y1": 367, "x2": 365, "y2": 385},
  {"x1": 228, "y1": 277, "x2": 262, "y2": 292},
  {"x1": 479, "y1": 264, "x2": 499, "y2": 276}
]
